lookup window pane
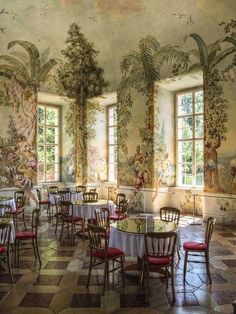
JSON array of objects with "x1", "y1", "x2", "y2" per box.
[
  {"x1": 178, "y1": 117, "x2": 193, "y2": 139},
  {"x1": 195, "y1": 115, "x2": 203, "y2": 138},
  {"x1": 38, "y1": 106, "x2": 45, "y2": 124},
  {"x1": 38, "y1": 146, "x2": 44, "y2": 162},
  {"x1": 178, "y1": 93, "x2": 192, "y2": 115},
  {"x1": 38, "y1": 126, "x2": 44, "y2": 144},
  {"x1": 46, "y1": 107, "x2": 58, "y2": 125},
  {"x1": 182, "y1": 141, "x2": 193, "y2": 162},
  {"x1": 195, "y1": 91, "x2": 203, "y2": 113},
  {"x1": 195, "y1": 140, "x2": 204, "y2": 162}
]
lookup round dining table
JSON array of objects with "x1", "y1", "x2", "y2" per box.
[
  {"x1": 109, "y1": 216, "x2": 177, "y2": 257},
  {"x1": 49, "y1": 191, "x2": 83, "y2": 204},
  {"x1": 72, "y1": 199, "x2": 115, "y2": 219},
  {"x1": 0, "y1": 196, "x2": 16, "y2": 213}
]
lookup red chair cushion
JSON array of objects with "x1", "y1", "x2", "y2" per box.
[
  {"x1": 183, "y1": 241, "x2": 207, "y2": 251},
  {"x1": 0, "y1": 246, "x2": 7, "y2": 254},
  {"x1": 93, "y1": 247, "x2": 123, "y2": 259},
  {"x1": 63, "y1": 216, "x2": 83, "y2": 222},
  {"x1": 16, "y1": 231, "x2": 36, "y2": 239},
  {"x1": 40, "y1": 200, "x2": 50, "y2": 205},
  {"x1": 146, "y1": 255, "x2": 171, "y2": 266},
  {"x1": 110, "y1": 214, "x2": 125, "y2": 221}
]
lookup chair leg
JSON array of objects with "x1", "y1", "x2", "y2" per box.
[
  {"x1": 183, "y1": 250, "x2": 188, "y2": 282},
  {"x1": 32, "y1": 239, "x2": 37, "y2": 260},
  {"x1": 103, "y1": 260, "x2": 108, "y2": 295},
  {"x1": 205, "y1": 251, "x2": 212, "y2": 284},
  {"x1": 35, "y1": 239, "x2": 42, "y2": 265},
  {"x1": 7, "y1": 252, "x2": 14, "y2": 283},
  {"x1": 17, "y1": 241, "x2": 20, "y2": 268},
  {"x1": 145, "y1": 264, "x2": 150, "y2": 302},
  {"x1": 86, "y1": 254, "x2": 93, "y2": 288},
  {"x1": 121, "y1": 256, "x2": 125, "y2": 289},
  {"x1": 59, "y1": 221, "x2": 64, "y2": 242},
  {"x1": 170, "y1": 265, "x2": 175, "y2": 303}
]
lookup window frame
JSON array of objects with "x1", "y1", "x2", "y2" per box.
[
  {"x1": 107, "y1": 104, "x2": 117, "y2": 182},
  {"x1": 37, "y1": 104, "x2": 61, "y2": 183},
  {"x1": 176, "y1": 87, "x2": 204, "y2": 188}
]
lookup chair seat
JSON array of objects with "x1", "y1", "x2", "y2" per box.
[
  {"x1": 0, "y1": 246, "x2": 7, "y2": 254},
  {"x1": 145, "y1": 255, "x2": 171, "y2": 266},
  {"x1": 110, "y1": 214, "x2": 125, "y2": 220},
  {"x1": 16, "y1": 231, "x2": 36, "y2": 239},
  {"x1": 40, "y1": 200, "x2": 50, "y2": 205},
  {"x1": 183, "y1": 241, "x2": 207, "y2": 251},
  {"x1": 63, "y1": 216, "x2": 83, "y2": 222},
  {"x1": 93, "y1": 247, "x2": 123, "y2": 259}
]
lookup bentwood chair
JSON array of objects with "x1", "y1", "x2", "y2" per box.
[
  {"x1": 14, "y1": 190, "x2": 24, "y2": 202},
  {"x1": 110, "y1": 199, "x2": 128, "y2": 222},
  {"x1": 48, "y1": 186, "x2": 59, "y2": 194},
  {"x1": 86, "y1": 223, "x2": 125, "y2": 295},
  {"x1": 0, "y1": 221, "x2": 14, "y2": 283},
  {"x1": 183, "y1": 216, "x2": 216, "y2": 284},
  {"x1": 76, "y1": 185, "x2": 86, "y2": 193},
  {"x1": 95, "y1": 208, "x2": 110, "y2": 242},
  {"x1": 36, "y1": 188, "x2": 51, "y2": 219},
  {"x1": 59, "y1": 202, "x2": 84, "y2": 245},
  {"x1": 14, "y1": 196, "x2": 27, "y2": 231},
  {"x1": 160, "y1": 207, "x2": 181, "y2": 259},
  {"x1": 83, "y1": 192, "x2": 98, "y2": 203},
  {"x1": 140, "y1": 231, "x2": 177, "y2": 303},
  {"x1": 15, "y1": 208, "x2": 41, "y2": 267},
  {"x1": 115, "y1": 193, "x2": 126, "y2": 213}
]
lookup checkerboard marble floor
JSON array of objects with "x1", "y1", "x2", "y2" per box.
[{"x1": 0, "y1": 211, "x2": 236, "y2": 314}]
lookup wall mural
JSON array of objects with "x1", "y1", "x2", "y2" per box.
[{"x1": 0, "y1": 40, "x2": 58, "y2": 203}]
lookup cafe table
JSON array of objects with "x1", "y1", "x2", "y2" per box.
[
  {"x1": 0, "y1": 217, "x2": 16, "y2": 243},
  {"x1": 109, "y1": 216, "x2": 177, "y2": 258},
  {"x1": 72, "y1": 199, "x2": 115, "y2": 219},
  {"x1": 49, "y1": 191, "x2": 83, "y2": 204},
  {"x1": 0, "y1": 196, "x2": 16, "y2": 213}
]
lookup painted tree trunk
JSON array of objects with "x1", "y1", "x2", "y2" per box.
[{"x1": 76, "y1": 103, "x2": 87, "y2": 184}]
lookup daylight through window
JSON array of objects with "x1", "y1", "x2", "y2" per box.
[
  {"x1": 37, "y1": 105, "x2": 60, "y2": 182},
  {"x1": 108, "y1": 105, "x2": 117, "y2": 181},
  {"x1": 176, "y1": 89, "x2": 204, "y2": 187}
]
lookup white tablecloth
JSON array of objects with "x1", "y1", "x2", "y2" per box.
[
  {"x1": 0, "y1": 218, "x2": 15, "y2": 243},
  {"x1": 49, "y1": 192, "x2": 83, "y2": 205},
  {"x1": 72, "y1": 200, "x2": 115, "y2": 219},
  {"x1": 0, "y1": 198, "x2": 16, "y2": 213},
  {"x1": 109, "y1": 226, "x2": 145, "y2": 257},
  {"x1": 109, "y1": 225, "x2": 180, "y2": 258}
]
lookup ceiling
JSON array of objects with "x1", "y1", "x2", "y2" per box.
[{"x1": 0, "y1": 0, "x2": 235, "y2": 92}]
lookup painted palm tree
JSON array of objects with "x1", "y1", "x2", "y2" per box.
[
  {"x1": 188, "y1": 33, "x2": 236, "y2": 72},
  {"x1": 0, "y1": 40, "x2": 58, "y2": 145}
]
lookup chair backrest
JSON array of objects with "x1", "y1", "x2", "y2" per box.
[
  {"x1": 76, "y1": 185, "x2": 86, "y2": 193},
  {"x1": 87, "y1": 223, "x2": 108, "y2": 252},
  {"x1": 0, "y1": 204, "x2": 12, "y2": 218},
  {"x1": 14, "y1": 190, "x2": 24, "y2": 201},
  {"x1": 115, "y1": 193, "x2": 126, "y2": 206},
  {"x1": 48, "y1": 186, "x2": 59, "y2": 194},
  {"x1": 83, "y1": 192, "x2": 98, "y2": 202},
  {"x1": 31, "y1": 208, "x2": 41, "y2": 235},
  {"x1": 95, "y1": 208, "x2": 110, "y2": 230},
  {"x1": 205, "y1": 216, "x2": 216, "y2": 246},
  {"x1": 0, "y1": 221, "x2": 12, "y2": 249},
  {"x1": 116, "y1": 199, "x2": 129, "y2": 217},
  {"x1": 16, "y1": 196, "x2": 26, "y2": 210},
  {"x1": 160, "y1": 207, "x2": 180, "y2": 225},
  {"x1": 57, "y1": 190, "x2": 71, "y2": 202},
  {"x1": 36, "y1": 189, "x2": 42, "y2": 202},
  {"x1": 144, "y1": 231, "x2": 177, "y2": 259}
]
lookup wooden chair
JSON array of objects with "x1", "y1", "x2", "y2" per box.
[
  {"x1": 86, "y1": 223, "x2": 125, "y2": 295},
  {"x1": 0, "y1": 204, "x2": 13, "y2": 218},
  {"x1": 57, "y1": 190, "x2": 71, "y2": 203},
  {"x1": 0, "y1": 221, "x2": 14, "y2": 283},
  {"x1": 110, "y1": 199, "x2": 128, "y2": 222},
  {"x1": 160, "y1": 207, "x2": 180, "y2": 259},
  {"x1": 59, "y1": 202, "x2": 84, "y2": 245},
  {"x1": 140, "y1": 231, "x2": 177, "y2": 303},
  {"x1": 115, "y1": 193, "x2": 126, "y2": 213},
  {"x1": 14, "y1": 190, "x2": 24, "y2": 202},
  {"x1": 95, "y1": 208, "x2": 110, "y2": 241},
  {"x1": 183, "y1": 216, "x2": 216, "y2": 284},
  {"x1": 36, "y1": 188, "x2": 51, "y2": 219},
  {"x1": 83, "y1": 192, "x2": 98, "y2": 203},
  {"x1": 76, "y1": 185, "x2": 86, "y2": 193},
  {"x1": 14, "y1": 196, "x2": 27, "y2": 231},
  {"x1": 160, "y1": 207, "x2": 180, "y2": 224},
  {"x1": 15, "y1": 208, "x2": 41, "y2": 267},
  {"x1": 47, "y1": 186, "x2": 59, "y2": 194},
  {"x1": 54, "y1": 193, "x2": 65, "y2": 234}
]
